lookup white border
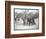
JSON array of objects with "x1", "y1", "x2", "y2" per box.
[{"x1": 11, "y1": 5, "x2": 42, "y2": 34}]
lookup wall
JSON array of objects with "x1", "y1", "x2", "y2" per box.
[{"x1": 0, "y1": 0, "x2": 46, "y2": 39}]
